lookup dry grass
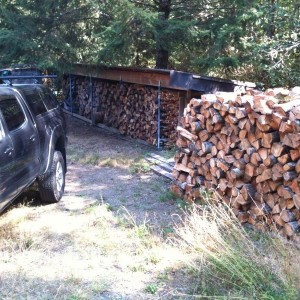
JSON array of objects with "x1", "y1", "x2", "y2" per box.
[
  {"x1": 67, "y1": 145, "x2": 137, "y2": 168},
  {"x1": 1, "y1": 192, "x2": 300, "y2": 299},
  {"x1": 0, "y1": 198, "x2": 186, "y2": 300},
  {"x1": 172, "y1": 197, "x2": 300, "y2": 299}
]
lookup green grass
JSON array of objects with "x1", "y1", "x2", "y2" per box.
[
  {"x1": 158, "y1": 191, "x2": 190, "y2": 211},
  {"x1": 129, "y1": 159, "x2": 151, "y2": 174},
  {"x1": 159, "y1": 146, "x2": 177, "y2": 159},
  {"x1": 159, "y1": 190, "x2": 178, "y2": 202},
  {"x1": 145, "y1": 283, "x2": 158, "y2": 294}
]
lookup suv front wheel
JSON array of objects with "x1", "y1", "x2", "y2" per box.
[{"x1": 38, "y1": 151, "x2": 65, "y2": 203}]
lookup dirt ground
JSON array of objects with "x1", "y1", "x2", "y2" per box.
[
  {"x1": 0, "y1": 114, "x2": 195, "y2": 300},
  {"x1": 64, "y1": 114, "x2": 180, "y2": 226}
]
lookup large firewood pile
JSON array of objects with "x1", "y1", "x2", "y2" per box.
[
  {"x1": 171, "y1": 87, "x2": 300, "y2": 238},
  {"x1": 62, "y1": 77, "x2": 179, "y2": 146}
]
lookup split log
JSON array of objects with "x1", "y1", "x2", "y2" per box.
[
  {"x1": 271, "y1": 143, "x2": 285, "y2": 157},
  {"x1": 284, "y1": 221, "x2": 300, "y2": 237},
  {"x1": 229, "y1": 168, "x2": 244, "y2": 180},
  {"x1": 277, "y1": 186, "x2": 293, "y2": 200},
  {"x1": 293, "y1": 195, "x2": 300, "y2": 209},
  {"x1": 261, "y1": 132, "x2": 280, "y2": 148},
  {"x1": 281, "y1": 210, "x2": 296, "y2": 223}
]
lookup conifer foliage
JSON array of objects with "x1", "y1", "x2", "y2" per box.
[
  {"x1": 0, "y1": 0, "x2": 298, "y2": 87},
  {"x1": 0, "y1": 0, "x2": 94, "y2": 69}
]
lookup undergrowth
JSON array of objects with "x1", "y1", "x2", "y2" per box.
[
  {"x1": 173, "y1": 198, "x2": 299, "y2": 299},
  {"x1": 129, "y1": 159, "x2": 151, "y2": 174}
]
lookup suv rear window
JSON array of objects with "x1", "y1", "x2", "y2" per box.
[{"x1": 0, "y1": 96, "x2": 25, "y2": 131}]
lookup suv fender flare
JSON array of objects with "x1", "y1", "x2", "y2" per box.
[{"x1": 42, "y1": 124, "x2": 65, "y2": 175}]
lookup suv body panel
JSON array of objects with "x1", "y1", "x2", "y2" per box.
[
  {"x1": 0, "y1": 116, "x2": 17, "y2": 210},
  {"x1": 16, "y1": 85, "x2": 67, "y2": 174}
]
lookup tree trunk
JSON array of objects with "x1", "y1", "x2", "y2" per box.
[
  {"x1": 155, "y1": 0, "x2": 171, "y2": 69},
  {"x1": 156, "y1": 48, "x2": 169, "y2": 69}
]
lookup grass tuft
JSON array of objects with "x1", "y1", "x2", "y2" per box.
[
  {"x1": 145, "y1": 283, "x2": 158, "y2": 294},
  {"x1": 129, "y1": 159, "x2": 151, "y2": 174}
]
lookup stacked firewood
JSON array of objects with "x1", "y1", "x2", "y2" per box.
[
  {"x1": 160, "y1": 90, "x2": 179, "y2": 148},
  {"x1": 171, "y1": 87, "x2": 300, "y2": 238},
  {"x1": 62, "y1": 77, "x2": 179, "y2": 146}
]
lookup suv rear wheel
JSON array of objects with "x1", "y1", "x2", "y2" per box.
[{"x1": 39, "y1": 151, "x2": 65, "y2": 203}]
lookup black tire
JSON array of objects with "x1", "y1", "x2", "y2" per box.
[{"x1": 38, "y1": 151, "x2": 65, "y2": 203}]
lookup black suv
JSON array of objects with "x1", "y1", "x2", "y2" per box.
[{"x1": 0, "y1": 83, "x2": 67, "y2": 212}]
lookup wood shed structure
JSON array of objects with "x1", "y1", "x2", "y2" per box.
[{"x1": 62, "y1": 64, "x2": 255, "y2": 148}]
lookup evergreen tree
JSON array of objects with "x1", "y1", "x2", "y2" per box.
[
  {"x1": 91, "y1": 0, "x2": 157, "y2": 67},
  {"x1": 93, "y1": 0, "x2": 200, "y2": 69},
  {"x1": 249, "y1": 0, "x2": 300, "y2": 86},
  {"x1": 0, "y1": 0, "x2": 95, "y2": 70}
]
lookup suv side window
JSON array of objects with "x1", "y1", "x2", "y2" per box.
[
  {"x1": 41, "y1": 90, "x2": 59, "y2": 110},
  {"x1": 0, "y1": 96, "x2": 26, "y2": 131},
  {"x1": 24, "y1": 91, "x2": 47, "y2": 116}
]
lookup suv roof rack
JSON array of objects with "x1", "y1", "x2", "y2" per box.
[{"x1": 0, "y1": 75, "x2": 57, "y2": 85}]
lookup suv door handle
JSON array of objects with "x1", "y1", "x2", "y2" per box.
[{"x1": 4, "y1": 147, "x2": 14, "y2": 156}]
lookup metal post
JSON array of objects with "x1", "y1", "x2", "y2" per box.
[
  {"x1": 69, "y1": 74, "x2": 73, "y2": 115},
  {"x1": 157, "y1": 81, "x2": 161, "y2": 150},
  {"x1": 52, "y1": 74, "x2": 57, "y2": 95},
  {"x1": 90, "y1": 75, "x2": 95, "y2": 126}
]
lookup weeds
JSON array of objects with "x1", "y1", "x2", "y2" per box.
[
  {"x1": 131, "y1": 264, "x2": 146, "y2": 272},
  {"x1": 1, "y1": 233, "x2": 36, "y2": 253},
  {"x1": 173, "y1": 197, "x2": 299, "y2": 299},
  {"x1": 159, "y1": 146, "x2": 177, "y2": 159},
  {"x1": 0, "y1": 217, "x2": 38, "y2": 253},
  {"x1": 69, "y1": 145, "x2": 152, "y2": 173},
  {"x1": 158, "y1": 190, "x2": 190, "y2": 212},
  {"x1": 129, "y1": 159, "x2": 151, "y2": 174},
  {"x1": 162, "y1": 226, "x2": 175, "y2": 239},
  {"x1": 118, "y1": 207, "x2": 152, "y2": 241},
  {"x1": 145, "y1": 283, "x2": 158, "y2": 294},
  {"x1": 159, "y1": 190, "x2": 178, "y2": 202}
]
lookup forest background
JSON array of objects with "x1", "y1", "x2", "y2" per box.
[{"x1": 0, "y1": 0, "x2": 299, "y2": 87}]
